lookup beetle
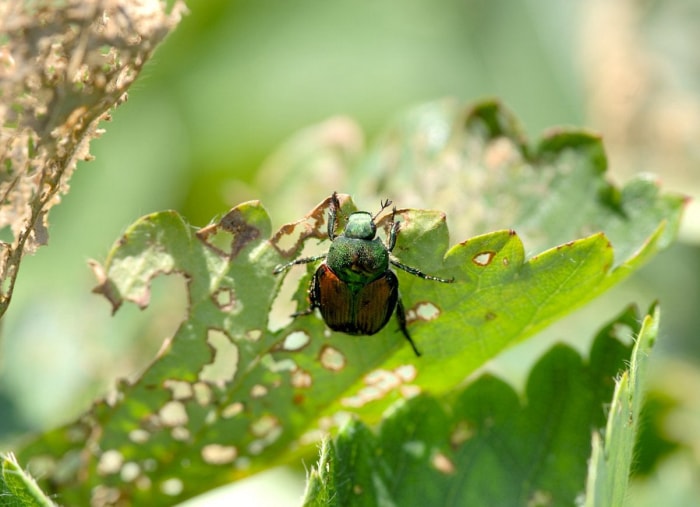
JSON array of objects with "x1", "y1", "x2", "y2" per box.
[{"x1": 273, "y1": 192, "x2": 454, "y2": 357}]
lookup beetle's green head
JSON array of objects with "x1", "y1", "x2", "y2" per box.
[{"x1": 342, "y1": 212, "x2": 376, "y2": 240}]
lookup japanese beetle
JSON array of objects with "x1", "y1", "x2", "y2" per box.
[{"x1": 274, "y1": 192, "x2": 453, "y2": 357}]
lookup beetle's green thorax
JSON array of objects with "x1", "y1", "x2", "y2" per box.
[
  {"x1": 342, "y1": 212, "x2": 376, "y2": 240},
  {"x1": 326, "y1": 236, "x2": 389, "y2": 284}
]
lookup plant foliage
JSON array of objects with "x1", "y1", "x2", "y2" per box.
[{"x1": 14, "y1": 100, "x2": 683, "y2": 506}]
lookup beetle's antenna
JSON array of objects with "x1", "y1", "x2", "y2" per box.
[{"x1": 373, "y1": 198, "x2": 392, "y2": 220}]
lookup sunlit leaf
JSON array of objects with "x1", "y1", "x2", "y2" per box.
[{"x1": 15, "y1": 101, "x2": 683, "y2": 505}]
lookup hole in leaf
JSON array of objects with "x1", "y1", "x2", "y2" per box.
[
  {"x1": 395, "y1": 364, "x2": 417, "y2": 383},
  {"x1": 163, "y1": 379, "x2": 193, "y2": 400},
  {"x1": 291, "y1": 367, "x2": 313, "y2": 388},
  {"x1": 248, "y1": 415, "x2": 283, "y2": 455},
  {"x1": 212, "y1": 287, "x2": 240, "y2": 313},
  {"x1": 342, "y1": 366, "x2": 420, "y2": 407},
  {"x1": 413, "y1": 302, "x2": 440, "y2": 321},
  {"x1": 171, "y1": 427, "x2": 190, "y2": 441},
  {"x1": 263, "y1": 354, "x2": 297, "y2": 372},
  {"x1": 201, "y1": 444, "x2": 238, "y2": 465},
  {"x1": 319, "y1": 345, "x2": 346, "y2": 371},
  {"x1": 250, "y1": 414, "x2": 279, "y2": 438},
  {"x1": 205, "y1": 409, "x2": 217, "y2": 425},
  {"x1": 193, "y1": 382, "x2": 213, "y2": 406},
  {"x1": 160, "y1": 478, "x2": 183, "y2": 496},
  {"x1": 199, "y1": 329, "x2": 239, "y2": 385},
  {"x1": 120, "y1": 462, "x2": 140, "y2": 482},
  {"x1": 269, "y1": 265, "x2": 310, "y2": 332},
  {"x1": 97, "y1": 450, "x2": 123, "y2": 476},
  {"x1": 431, "y1": 452, "x2": 456, "y2": 475},
  {"x1": 282, "y1": 330, "x2": 311, "y2": 351},
  {"x1": 245, "y1": 329, "x2": 262, "y2": 341},
  {"x1": 400, "y1": 385, "x2": 421, "y2": 398},
  {"x1": 364, "y1": 369, "x2": 401, "y2": 391},
  {"x1": 250, "y1": 384, "x2": 268, "y2": 398},
  {"x1": 472, "y1": 251, "x2": 495, "y2": 266},
  {"x1": 129, "y1": 429, "x2": 150, "y2": 444},
  {"x1": 91, "y1": 486, "x2": 121, "y2": 505},
  {"x1": 159, "y1": 401, "x2": 188, "y2": 427},
  {"x1": 222, "y1": 402, "x2": 244, "y2": 418},
  {"x1": 271, "y1": 222, "x2": 308, "y2": 256}
]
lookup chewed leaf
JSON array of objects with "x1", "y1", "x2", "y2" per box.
[
  {"x1": 358, "y1": 100, "x2": 684, "y2": 263},
  {"x1": 16, "y1": 100, "x2": 683, "y2": 506}
]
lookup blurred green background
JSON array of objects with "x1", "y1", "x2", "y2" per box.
[{"x1": 2, "y1": 0, "x2": 699, "y2": 505}]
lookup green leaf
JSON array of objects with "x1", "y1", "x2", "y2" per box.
[
  {"x1": 0, "y1": 453, "x2": 55, "y2": 507},
  {"x1": 584, "y1": 304, "x2": 659, "y2": 507},
  {"x1": 15, "y1": 100, "x2": 682, "y2": 505},
  {"x1": 302, "y1": 305, "x2": 658, "y2": 506}
]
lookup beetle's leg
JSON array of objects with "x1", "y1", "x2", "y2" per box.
[
  {"x1": 328, "y1": 192, "x2": 341, "y2": 240},
  {"x1": 390, "y1": 258, "x2": 454, "y2": 283},
  {"x1": 273, "y1": 254, "x2": 326, "y2": 275},
  {"x1": 386, "y1": 207, "x2": 400, "y2": 252},
  {"x1": 396, "y1": 297, "x2": 421, "y2": 357}
]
